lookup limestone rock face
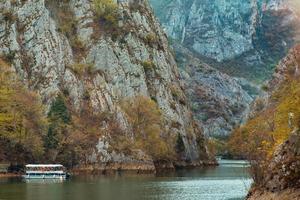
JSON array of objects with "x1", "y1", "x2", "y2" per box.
[
  {"x1": 0, "y1": 0, "x2": 212, "y2": 167},
  {"x1": 148, "y1": 0, "x2": 299, "y2": 138},
  {"x1": 150, "y1": 0, "x2": 299, "y2": 81},
  {"x1": 268, "y1": 45, "x2": 300, "y2": 90},
  {"x1": 175, "y1": 44, "x2": 257, "y2": 137}
]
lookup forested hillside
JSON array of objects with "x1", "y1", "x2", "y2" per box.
[{"x1": 227, "y1": 45, "x2": 300, "y2": 199}]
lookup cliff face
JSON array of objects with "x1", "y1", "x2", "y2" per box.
[
  {"x1": 150, "y1": 0, "x2": 299, "y2": 81},
  {"x1": 148, "y1": 0, "x2": 299, "y2": 138},
  {"x1": 0, "y1": 0, "x2": 212, "y2": 169},
  {"x1": 175, "y1": 44, "x2": 256, "y2": 137},
  {"x1": 268, "y1": 45, "x2": 300, "y2": 90}
]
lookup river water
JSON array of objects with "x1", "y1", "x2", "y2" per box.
[{"x1": 0, "y1": 160, "x2": 252, "y2": 200}]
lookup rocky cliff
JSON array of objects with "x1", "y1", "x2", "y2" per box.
[
  {"x1": 150, "y1": 0, "x2": 299, "y2": 82},
  {"x1": 0, "y1": 0, "x2": 213, "y2": 170},
  {"x1": 148, "y1": 0, "x2": 299, "y2": 138},
  {"x1": 175, "y1": 44, "x2": 257, "y2": 137}
]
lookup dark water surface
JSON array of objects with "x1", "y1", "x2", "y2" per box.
[{"x1": 0, "y1": 160, "x2": 252, "y2": 200}]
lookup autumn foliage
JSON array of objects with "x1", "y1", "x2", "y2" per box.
[
  {"x1": 0, "y1": 58, "x2": 104, "y2": 167},
  {"x1": 120, "y1": 96, "x2": 175, "y2": 161},
  {"x1": 0, "y1": 58, "x2": 46, "y2": 163},
  {"x1": 228, "y1": 48, "x2": 300, "y2": 184},
  {"x1": 0, "y1": 57, "x2": 175, "y2": 166}
]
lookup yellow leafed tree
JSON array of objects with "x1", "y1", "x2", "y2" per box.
[
  {"x1": 0, "y1": 58, "x2": 46, "y2": 163},
  {"x1": 121, "y1": 96, "x2": 174, "y2": 160}
]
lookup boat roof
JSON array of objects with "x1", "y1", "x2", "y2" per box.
[{"x1": 25, "y1": 164, "x2": 64, "y2": 167}]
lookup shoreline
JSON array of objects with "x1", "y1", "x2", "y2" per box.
[
  {"x1": 0, "y1": 161, "x2": 218, "y2": 178},
  {"x1": 0, "y1": 173, "x2": 22, "y2": 178},
  {"x1": 71, "y1": 161, "x2": 218, "y2": 175}
]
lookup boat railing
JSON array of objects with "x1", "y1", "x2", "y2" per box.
[{"x1": 26, "y1": 170, "x2": 65, "y2": 174}]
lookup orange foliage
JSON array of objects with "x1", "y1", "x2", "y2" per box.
[
  {"x1": 229, "y1": 78, "x2": 300, "y2": 161},
  {"x1": 0, "y1": 58, "x2": 46, "y2": 163},
  {"x1": 121, "y1": 96, "x2": 174, "y2": 160}
]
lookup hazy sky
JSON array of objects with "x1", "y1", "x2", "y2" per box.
[
  {"x1": 287, "y1": 0, "x2": 300, "y2": 41},
  {"x1": 288, "y1": 0, "x2": 300, "y2": 14}
]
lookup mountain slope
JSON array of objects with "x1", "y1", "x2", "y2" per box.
[
  {"x1": 0, "y1": 0, "x2": 214, "y2": 169},
  {"x1": 226, "y1": 45, "x2": 300, "y2": 199},
  {"x1": 247, "y1": 131, "x2": 300, "y2": 200},
  {"x1": 150, "y1": 0, "x2": 299, "y2": 82},
  {"x1": 175, "y1": 44, "x2": 257, "y2": 137},
  {"x1": 148, "y1": 0, "x2": 299, "y2": 138}
]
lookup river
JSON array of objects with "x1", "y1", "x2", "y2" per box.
[{"x1": 0, "y1": 160, "x2": 252, "y2": 200}]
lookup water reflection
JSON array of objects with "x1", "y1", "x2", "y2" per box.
[
  {"x1": 0, "y1": 160, "x2": 252, "y2": 200},
  {"x1": 24, "y1": 179, "x2": 65, "y2": 184}
]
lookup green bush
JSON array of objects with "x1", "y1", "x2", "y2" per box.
[
  {"x1": 170, "y1": 85, "x2": 181, "y2": 98},
  {"x1": 261, "y1": 84, "x2": 269, "y2": 91},
  {"x1": 67, "y1": 63, "x2": 96, "y2": 77},
  {"x1": 170, "y1": 85, "x2": 187, "y2": 105},
  {"x1": 142, "y1": 60, "x2": 156, "y2": 71},
  {"x1": 3, "y1": 51, "x2": 16, "y2": 64},
  {"x1": 144, "y1": 33, "x2": 159, "y2": 47},
  {"x1": 92, "y1": 0, "x2": 118, "y2": 26},
  {"x1": 70, "y1": 37, "x2": 87, "y2": 59}
]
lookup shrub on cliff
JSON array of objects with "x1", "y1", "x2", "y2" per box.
[
  {"x1": 58, "y1": 103, "x2": 105, "y2": 167},
  {"x1": 67, "y1": 62, "x2": 96, "y2": 77},
  {"x1": 45, "y1": 0, "x2": 88, "y2": 60},
  {"x1": 92, "y1": 0, "x2": 118, "y2": 26},
  {"x1": 121, "y1": 96, "x2": 174, "y2": 161},
  {"x1": 142, "y1": 60, "x2": 156, "y2": 72}
]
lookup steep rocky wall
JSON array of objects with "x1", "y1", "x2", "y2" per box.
[
  {"x1": 0, "y1": 0, "x2": 213, "y2": 169},
  {"x1": 175, "y1": 44, "x2": 256, "y2": 138},
  {"x1": 268, "y1": 45, "x2": 300, "y2": 90},
  {"x1": 150, "y1": 0, "x2": 299, "y2": 82},
  {"x1": 148, "y1": 0, "x2": 299, "y2": 138}
]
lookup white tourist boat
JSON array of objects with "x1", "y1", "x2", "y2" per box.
[{"x1": 23, "y1": 164, "x2": 68, "y2": 179}]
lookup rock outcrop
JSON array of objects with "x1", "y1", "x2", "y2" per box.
[
  {"x1": 0, "y1": 0, "x2": 213, "y2": 170},
  {"x1": 268, "y1": 45, "x2": 300, "y2": 90},
  {"x1": 175, "y1": 44, "x2": 257, "y2": 137},
  {"x1": 247, "y1": 131, "x2": 300, "y2": 200}
]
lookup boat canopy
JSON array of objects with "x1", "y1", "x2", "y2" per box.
[{"x1": 26, "y1": 164, "x2": 64, "y2": 168}]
